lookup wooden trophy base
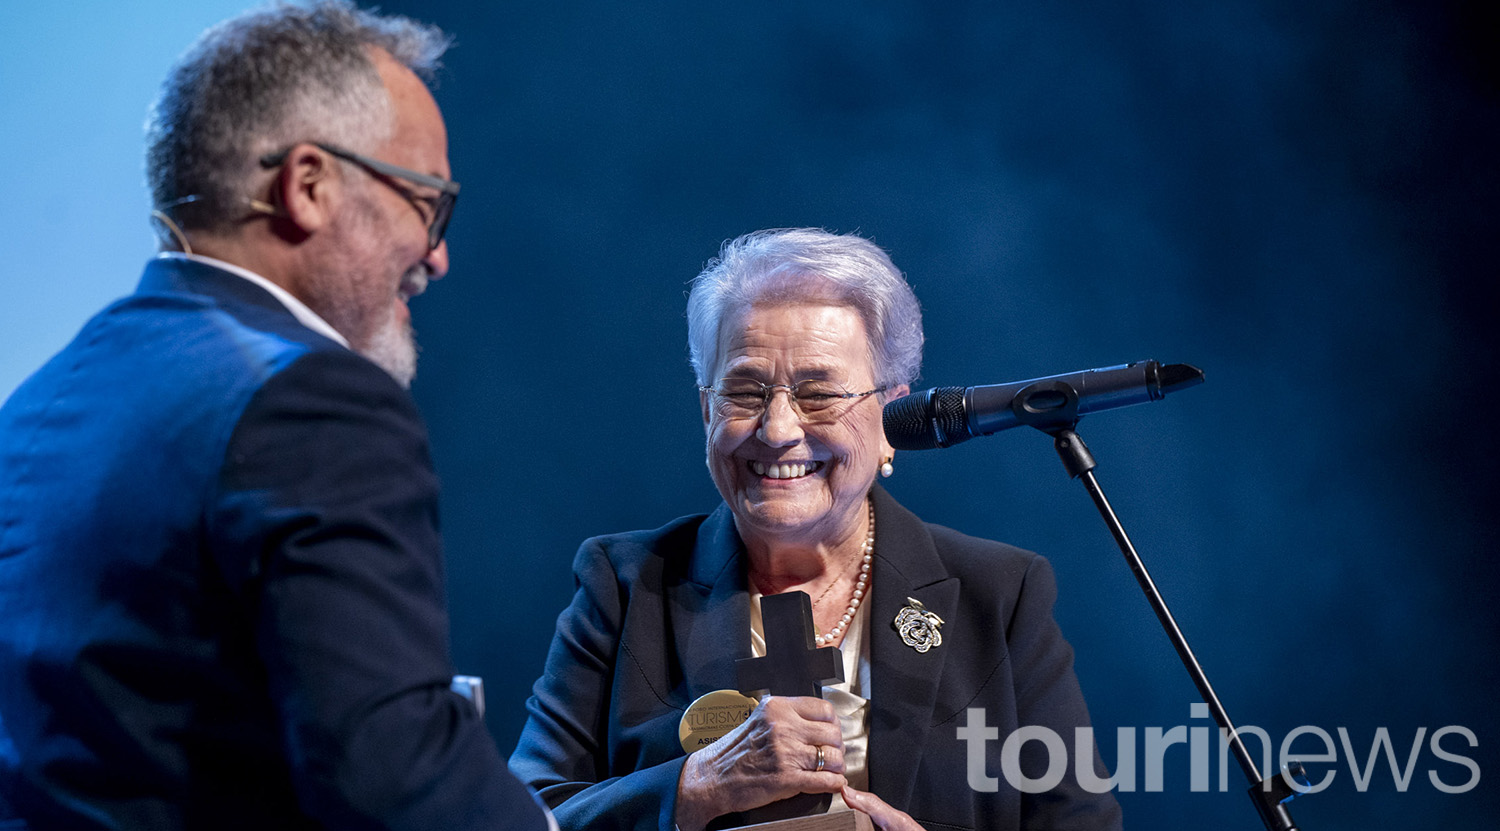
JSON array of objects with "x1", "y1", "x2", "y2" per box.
[{"x1": 721, "y1": 811, "x2": 874, "y2": 831}]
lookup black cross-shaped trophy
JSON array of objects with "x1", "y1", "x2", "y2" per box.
[{"x1": 733, "y1": 590, "x2": 845, "y2": 823}]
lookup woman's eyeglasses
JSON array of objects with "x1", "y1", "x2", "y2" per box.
[{"x1": 700, "y1": 378, "x2": 886, "y2": 422}]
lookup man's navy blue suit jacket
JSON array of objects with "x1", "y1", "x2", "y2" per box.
[{"x1": 0, "y1": 257, "x2": 547, "y2": 830}]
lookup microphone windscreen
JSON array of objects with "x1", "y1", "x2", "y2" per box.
[{"x1": 883, "y1": 387, "x2": 969, "y2": 450}]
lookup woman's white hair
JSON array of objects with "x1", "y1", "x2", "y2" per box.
[{"x1": 686, "y1": 228, "x2": 924, "y2": 391}]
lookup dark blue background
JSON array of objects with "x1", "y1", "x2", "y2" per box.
[
  {"x1": 379, "y1": 1, "x2": 1499, "y2": 827},
  {"x1": 0, "y1": 0, "x2": 1493, "y2": 828}
]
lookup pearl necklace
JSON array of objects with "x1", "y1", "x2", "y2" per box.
[{"x1": 813, "y1": 499, "x2": 874, "y2": 647}]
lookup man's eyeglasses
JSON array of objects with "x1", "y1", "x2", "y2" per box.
[
  {"x1": 700, "y1": 378, "x2": 887, "y2": 422},
  {"x1": 260, "y1": 141, "x2": 460, "y2": 251}
]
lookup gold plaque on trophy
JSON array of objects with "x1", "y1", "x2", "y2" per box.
[{"x1": 678, "y1": 689, "x2": 758, "y2": 753}]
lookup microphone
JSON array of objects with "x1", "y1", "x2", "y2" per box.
[{"x1": 883, "y1": 360, "x2": 1204, "y2": 450}]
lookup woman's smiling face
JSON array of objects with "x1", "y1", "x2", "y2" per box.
[{"x1": 702, "y1": 302, "x2": 902, "y2": 548}]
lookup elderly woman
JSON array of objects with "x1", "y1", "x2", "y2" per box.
[{"x1": 510, "y1": 229, "x2": 1121, "y2": 831}]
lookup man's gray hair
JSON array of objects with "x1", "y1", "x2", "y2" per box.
[
  {"x1": 686, "y1": 229, "x2": 925, "y2": 391},
  {"x1": 145, "y1": 0, "x2": 450, "y2": 237}
]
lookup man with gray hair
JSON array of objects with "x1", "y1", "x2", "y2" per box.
[{"x1": 0, "y1": 2, "x2": 552, "y2": 829}]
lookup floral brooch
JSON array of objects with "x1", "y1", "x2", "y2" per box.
[{"x1": 893, "y1": 596, "x2": 945, "y2": 653}]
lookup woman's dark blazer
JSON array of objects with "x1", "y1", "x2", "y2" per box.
[{"x1": 510, "y1": 486, "x2": 1123, "y2": 831}]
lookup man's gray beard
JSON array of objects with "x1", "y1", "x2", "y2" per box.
[{"x1": 361, "y1": 306, "x2": 418, "y2": 388}]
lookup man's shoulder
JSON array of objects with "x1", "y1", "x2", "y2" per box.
[
  {"x1": 128, "y1": 262, "x2": 345, "y2": 370},
  {"x1": 0, "y1": 263, "x2": 397, "y2": 471},
  {"x1": 92, "y1": 256, "x2": 396, "y2": 412}
]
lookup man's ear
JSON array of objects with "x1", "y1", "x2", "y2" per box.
[
  {"x1": 700, "y1": 388, "x2": 713, "y2": 429},
  {"x1": 271, "y1": 143, "x2": 337, "y2": 238}
]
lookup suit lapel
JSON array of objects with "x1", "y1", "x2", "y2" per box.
[
  {"x1": 866, "y1": 486, "x2": 959, "y2": 809},
  {"x1": 676, "y1": 503, "x2": 753, "y2": 700}
]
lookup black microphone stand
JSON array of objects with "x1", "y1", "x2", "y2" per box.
[{"x1": 1011, "y1": 381, "x2": 1309, "y2": 831}]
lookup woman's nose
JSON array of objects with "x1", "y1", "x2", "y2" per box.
[{"x1": 756, "y1": 389, "x2": 805, "y2": 447}]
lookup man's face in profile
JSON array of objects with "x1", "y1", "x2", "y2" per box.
[{"x1": 312, "y1": 47, "x2": 452, "y2": 386}]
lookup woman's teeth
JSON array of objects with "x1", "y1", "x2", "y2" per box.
[{"x1": 750, "y1": 460, "x2": 823, "y2": 479}]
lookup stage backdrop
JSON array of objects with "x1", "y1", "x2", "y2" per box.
[{"x1": 3, "y1": 2, "x2": 1496, "y2": 828}]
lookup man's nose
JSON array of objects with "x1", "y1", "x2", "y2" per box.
[{"x1": 424, "y1": 238, "x2": 449, "y2": 280}]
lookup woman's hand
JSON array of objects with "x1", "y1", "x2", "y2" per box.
[
  {"x1": 840, "y1": 786, "x2": 924, "y2": 831},
  {"x1": 675, "y1": 695, "x2": 847, "y2": 831}
]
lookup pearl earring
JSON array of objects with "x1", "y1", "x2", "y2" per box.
[{"x1": 880, "y1": 458, "x2": 894, "y2": 478}]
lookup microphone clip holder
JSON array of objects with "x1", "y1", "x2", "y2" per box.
[
  {"x1": 1020, "y1": 382, "x2": 1309, "y2": 831},
  {"x1": 1009, "y1": 380, "x2": 1082, "y2": 437}
]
